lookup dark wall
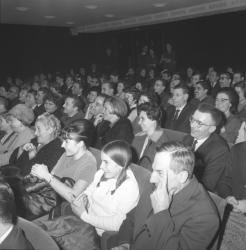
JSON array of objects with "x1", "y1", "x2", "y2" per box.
[{"x1": 1, "y1": 10, "x2": 246, "y2": 79}]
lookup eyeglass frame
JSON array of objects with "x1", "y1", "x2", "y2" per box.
[{"x1": 189, "y1": 116, "x2": 215, "y2": 128}]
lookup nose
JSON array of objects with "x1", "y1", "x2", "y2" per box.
[
  {"x1": 61, "y1": 141, "x2": 65, "y2": 148},
  {"x1": 150, "y1": 171, "x2": 157, "y2": 184}
]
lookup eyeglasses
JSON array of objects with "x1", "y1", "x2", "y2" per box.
[
  {"x1": 215, "y1": 98, "x2": 229, "y2": 103},
  {"x1": 189, "y1": 116, "x2": 215, "y2": 127}
]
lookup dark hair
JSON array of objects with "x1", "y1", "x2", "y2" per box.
[
  {"x1": 102, "y1": 140, "x2": 132, "y2": 194},
  {"x1": 154, "y1": 78, "x2": 167, "y2": 88},
  {"x1": 61, "y1": 119, "x2": 96, "y2": 148},
  {"x1": 157, "y1": 141, "x2": 195, "y2": 179},
  {"x1": 234, "y1": 81, "x2": 246, "y2": 98},
  {"x1": 125, "y1": 87, "x2": 141, "y2": 103},
  {"x1": 89, "y1": 86, "x2": 100, "y2": 94},
  {"x1": 197, "y1": 103, "x2": 222, "y2": 127},
  {"x1": 137, "y1": 102, "x2": 162, "y2": 124},
  {"x1": 44, "y1": 92, "x2": 62, "y2": 108},
  {"x1": 66, "y1": 94, "x2": 83, "y2": 111},
  {"x1": 38, "y1": 87, "x2": 50, "y2": 96},
  {"x1": 216, "y1": 87, "x2": 239, "y2": 114},
  {"x1": 196, "y1": 80, "x2": 212, "y2": 95},
  {"x1": 0, "y1": 181, "x2": 17, "y2": 225},
  {"x1": 173, "y1": 83, "x2": 189, "y2": 95}
]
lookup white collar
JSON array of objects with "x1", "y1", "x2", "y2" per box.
[{"x1": 0, "y1": 225, "x2": 13, "y2": 245}]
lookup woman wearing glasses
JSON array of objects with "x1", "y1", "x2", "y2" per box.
[
  {"x1": 215, "y1": 87, "x2": 241, "y2": 146},
  {"x1": 32, "y1": 140, "x2": 139, "y2": 250}
]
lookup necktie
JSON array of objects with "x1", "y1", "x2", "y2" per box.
[
  {"x1": 191, "y1": 139, "x2": 198, "y2": 151},
  {"x1": 173, "y1": 109, "x2": 180, "y2": 120}
]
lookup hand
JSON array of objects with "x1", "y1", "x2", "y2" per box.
[
  {"x1": 31, "y1": 164, "x2": 50, "y2": 181},
  {"x1": 71, "y1": 193, "x2": 86, "y2": 217},
  {"x1": 94, "y1": 113, "x2": 104, "y2": 126},
  {"x1": 150, "y1": 171, "x2": 174, "y2": 214},
  {"x1": 226, "y1": 196, "x2": 241, "y2": 213},
  {"x1": 234, "y1": 199, "x2": 246, "y2": 214},
  {"x1": 111, "y1": 243, "x2": 130, "y2": 250},
  {"x1": 23, "y1": 143, "x2": 36, "y2": 152}
]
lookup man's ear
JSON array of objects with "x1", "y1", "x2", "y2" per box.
[
  {"x1": 179, "y1": 171, "x2": 189, "y2": 184},
  {"x1": 209, "y1": 125, "x2": 216, "y2": 134}
]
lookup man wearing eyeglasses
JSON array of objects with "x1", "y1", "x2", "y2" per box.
[{"x1": 183, "y1": 103, "x2": 231, "y2": 197}]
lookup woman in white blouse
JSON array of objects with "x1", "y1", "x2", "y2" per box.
[{"x1": 34, "y1": 140, "x2": 140, "y2": 250}]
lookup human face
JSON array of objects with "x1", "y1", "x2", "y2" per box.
[
  {"x1": 172, "y1": 88, "x2": 188, "y2": 108},
  {"x1": 138, "y1": 111, "x2": 156, "y2": 133},
  {"x1": 191, "y1": 74, "x2": 200, "y2": 87},
  {"x1": 194, "y1": 84, "x2": 207, "y2": 101},
  {"x1": 117, "y1": 82, "x2": 124, "y2": 94},
  {"x1": 19, "y1": 89, "x2": 28, "y2": 103},
  {"x1": 219, "y1": 74, "x2": 231, "y2": 88},
  {"x1": 103, "y1": 102, "x2": 114, "y2": 122},
  {"x1": 8, "y1": 87, "x2": 18, "y2": 100},
  {"x1": 215, "y1": 93, "x2": 231, "y2": 114},
  {"x1": 190, "y1": 110, "x2": 215, "y2": 140},
  {"x1": 0, "y1": 116, "x2": 11, "y2": 132},
  {"x1": 65, "y1": 77, "x2": 73, "y2": 87},
  {"x1": 61, "y1": 136, "x2": 81, "y2": 157},
  {"x1": 25, "y1": 93, "x2": 36, "y2": 108},
  {"x1": 7, "y1": 115, "x2": 22, "y2": 132},
  {"x1": 100, "y1": 152, "x2": 122, "y2": 179},
  {"x1": 63, "y1": 98, "x2": 76, "y2": 115},
  {"x1": 187, "y1": 67, "x2": 193, "y2": 78},
  {"x1": 138, "y1": 95, "x2": 150, "y2": 105},
  {"x1": 233, "y1": 73, "x2": 243, "y2": 85},
  {"x1": 44, "y1": 100, "x2": 57, "y2": 114},
  {"x1": 32, "y1": 82, "x2": 39, "y2": 91},
  {"x1": 125, "y1": 93, "x2": 135, "y2": 107},
  {"x1": 35, "y1": 121, "x2": 52, "y2": 144},
  {"x1": 135, "y1": 82, "x2": 143, "y2": 91},
  {"x1": 150, "y1": 152, "x2": 181, "y2": 194},
  {"x1": 72, "y1": 83, "x2": 82, "y2": 96},
  {"x1": 154, "y1": 80, "x2": 165, "y2": 95},
  {"x1": 87, "y1": 91, "x2": 98, "y2": 104},
  {"x1": 36, "y1": 90, "x2": 45, "y2": 105},
  {"x1": 235, "y1": 87, "x2": 245, "y2": 102},
  {"x1": 209, "y1": 71, "x2": 217, "y2": 83},
  {"x1": 92, "y1": 96, "x2": 104, "y2": 116},
  {"x1": 101, "y1": 83, "x2": 113, "y2": 96}
]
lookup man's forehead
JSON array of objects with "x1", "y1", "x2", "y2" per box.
[
  {"x1": 193, "y1": 110, "x2": 212, "y2": 123},
  {"x1": 153, "y1": 152, "x2": 171, "y2": 170}
]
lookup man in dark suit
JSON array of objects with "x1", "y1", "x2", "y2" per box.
[
  {"x1": 0, "y1": 181, "x2": 33, "y2": 249},
  {"x1": 111, "y1": 142, "x2": 219, "y2": 250},
  {"x1": 34, "y1": 87, "x2": 48, "y2": 118},
  {"x1": 165, "y1": 84, "x2": 196, "y2": 133},
  {"x1": 182, "y1": 103, "x2": 231, "y2": 197}
]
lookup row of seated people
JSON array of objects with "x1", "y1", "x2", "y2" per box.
[{"x1": 0, "y1": 101, "x2": 244, "y2": 249}]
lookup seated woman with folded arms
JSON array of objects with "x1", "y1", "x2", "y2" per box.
[
  {"x1": 31, "y1": 120, "x2": 97, "y2": 203},
  {"x1": 32, "y1": 140, "x2": 140, "y2": 250}
]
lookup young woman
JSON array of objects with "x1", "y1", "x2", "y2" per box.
[
  {"x1": 215, "y1": 88, "x2": 241, "y2": 145},
  {"x1": 33, "y1": 140, "x2": 140, "y2": 250}
]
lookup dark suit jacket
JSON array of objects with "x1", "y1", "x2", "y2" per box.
[
  {"x1": 101, "y1": 118, "x2": 134, "y2": 148},
  {"x1": 0, "y1": 225, "x2": 34, "y2": 250},
  {"x1": 229, "y1": 142, "x2": 246, "y2": 199},
  {"x1": 183, "y1": 133, "x2": 231, "y2": 197},
  {"x1": 132, "y1": 128, "x2": 187, "y2": 171},
  {"x1": 33, "y1": 104, "x2": 46, "y2": 118},
  {"x1": 165, "y1": 103, "x2": 195, "y2": 133},
  {"x1": 117, "y1": 178, "x2": 219, "y2": 250}
]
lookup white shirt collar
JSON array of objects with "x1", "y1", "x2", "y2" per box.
[
  {"x1": 194, "y1": 136, "x2": 209, "y2": 151},
  {"x1": 0, "y1": 225, "x2": 13, "y2": 245}
]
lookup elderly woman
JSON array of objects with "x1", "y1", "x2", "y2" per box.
[
  {"x1": 0, "y1": 104, "x2": 35, "y2": 166},
  {"x1": 9, "y1": 113, "x2": 64, "y2": 176},
  {"x1": 215, "y1": 87, "x2": 242, "y2": 145},
  {"x1": 98, "y1": 96, "x2": 133, "y2": 148},
  {"x1": 33, "y1": 140, "x2": 139, "y2": 250}
]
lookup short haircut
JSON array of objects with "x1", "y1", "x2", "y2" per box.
[
  {"x1": 137, "y1": 102, "x2": 162, "y2": 124},
  {"x1": 89, "y1": 86, "x2": 100, "y2": 94},
  {"x1": 44, "y1": 92, "x2": 62, "y2": 108},
  {"x1": 216, "y1": 87, "x2": 239, "y2": 114},
  {"x1": 102, "y1": 82, "x2": 115, "y2": 94},
  {"x1": 36, "y1": 113, "x2": 61, "y2": 137},
  {"x1": 155, "y1": 78, "x2": 167, "y2": 88},
  {"x1": 105, "y1": 96, "x2": 128, "y2": 118},
  {"x1": 220, "y1": 72, "x2": 232, "y2": 80},
  {"x1": 38, "y1": 87, "x2": 49, "y2": 96},
  {"x1": 0, "y1": 180, "x2": 17, "y2": 225},
  {"x1": 173, "y1": 83, "x2": 189, "y2": 95},
  {"x1": 125, "y1": 87, "x2": 141, "y2": 103},
  {"x1": 156, "y1": 141, "x2": 195, "y2": 179},
  {"x1": 66, "y1": 94, "x2": 83, "y2": 111},
  {"x1": 234, "y1": 81, "x2": 246, "y2": 98},
  {"x1": 196, "y1": 103, "x2": 222, "y2": 127},
  {"x1": 196, "y1": 80, "x2": 212, "y2": 95}
]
